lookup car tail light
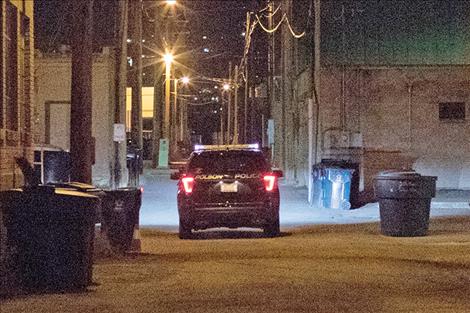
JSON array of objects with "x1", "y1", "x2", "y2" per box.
[
  {"x1": 182, "y1": 176, "x2": 195, "y2": 193},
  {"x1": 263, "y1": 175, "x2": 276, "y2": 192}
]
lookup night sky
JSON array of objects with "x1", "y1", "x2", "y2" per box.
[
  {"x1": 34, "y1": 0, "x2": 263, "y2": 81},
  {"x1": 34, "y1": 0, "x2": 117, "y2": 52}
]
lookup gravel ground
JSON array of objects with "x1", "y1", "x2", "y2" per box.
[{"x1": 2, "y1": 216, "x2": 470, "y2": 313}]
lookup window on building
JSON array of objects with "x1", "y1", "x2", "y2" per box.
[
  {"x1": 439, "y1": 102, "x2": 466, "y2": 121},
  {"x1": 5, "y1": 2, "x2": 18, "y2": 131}
]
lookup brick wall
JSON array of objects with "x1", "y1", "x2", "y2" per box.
[{"x1": 1, "y1": 0, "x2": 35, "y2": 293}]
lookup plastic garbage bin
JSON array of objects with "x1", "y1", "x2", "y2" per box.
[
  {"x1": 322, "y1": 167, "x2": 354, "y2": 210},
  {"x1": 321, "y1": 159, "x2": 360, "y2": 208},
  {"x1": 374, "y1": 170, "x2": 437, "y2": 237},
  {"x1": 46, "y1": 182, "x2": 106, "y2": 224},
  {"x1": 311, "y1": 164, "x2": 325, "y2": 208},
  {"x1": 102, "y1": 188, "x2": 142, "y2": 252},
  {"x1": 0, "y1": 186, "x2": 99, "y2": 292}
]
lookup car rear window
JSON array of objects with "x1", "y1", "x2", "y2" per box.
[{"x1": 188, "y1": 151, "x2": 269, "y2": 174}]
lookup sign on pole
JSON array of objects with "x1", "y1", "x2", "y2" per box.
[
  {"x1": 267, "y1": 119, "x2": 275, "y2": 145},
  {"x1": 113, "y1": 123, "x2": 126, "y2": 142}
]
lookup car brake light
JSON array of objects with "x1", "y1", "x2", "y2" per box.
[
  {"x1": 263, "y1": 175, "x2": 276, "y2": 192},
  {"x1": 182, "y1": 177, "x2": 195, "y2": 193}
]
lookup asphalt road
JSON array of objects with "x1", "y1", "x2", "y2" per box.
[{"x1": 2, "y1": 217, "x2": 470, "y2": 313}]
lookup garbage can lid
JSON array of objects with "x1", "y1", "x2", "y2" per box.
[
  {"x1": 375, "y1": 170, "x2": 437, "y2": 181},
  {"x1": 377, "y1": 170, "x2": 420, "y2": 177}
]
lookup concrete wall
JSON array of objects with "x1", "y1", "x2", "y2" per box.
[
  {"x1": 358, "y1": 67, "x2": 470, "y2": 189},
  {"x1": 275, "y1": 0, "x2": 470, "y2": 196},
  {"x1": 274, "y1": 0, "x2": 314, "y2": 187},
  {"x1": 35, "y1": 51, "x2": 116, "y2": 187},
  {"x1": 285, "y1": 66, "x2": 470, "y2": 190}
]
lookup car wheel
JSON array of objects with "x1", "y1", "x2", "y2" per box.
[
  {"x1": 263, "y1": 218, "x2": 280, "y2": 237},
  {"x1": 179, "y1": 219, "x2": 192, "y2": 239}
]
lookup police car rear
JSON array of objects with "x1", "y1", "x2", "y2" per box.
[{"x1": 172, "y1": 144, "x2": 282, "y2": 239}]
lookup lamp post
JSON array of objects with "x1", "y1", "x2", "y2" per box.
[
  {"x1": 222, "y1": 83, "x2": 231, "y2": 144},
  {"x1": 163, "y1": 53, "x2": 173, "y2": 141},
  {"x1": 179, "y1": 77, "x2": 189, "y2": 142},
  {"x1": 172, "y1": 75, "x2": 178, "y2": 158}
]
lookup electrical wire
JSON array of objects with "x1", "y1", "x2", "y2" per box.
[
  {"x1": 285, "y1": 16, "x2": 306, "y2": 39},
  {"x1": 255, "y1": 13, "x2": 286, "y2": 34},
  {"x1": 260, "y1": 3, "x2": 282, "y2": 18}
]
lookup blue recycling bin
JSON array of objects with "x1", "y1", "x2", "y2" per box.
[
  {"x1": 311, "y1": 165, "x2": 325, "y2": 208},
  {"x1": 322, "y1": 168, "x2": 354, "y2": 210}
]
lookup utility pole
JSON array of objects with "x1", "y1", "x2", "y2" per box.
[
  {"x1": 220, "y1": 96, "x2": 225, "y2": 144},
  {"x1": 179, "y1": 80, "x2": 188, "y2": 143},
  {"x1": 179, "y1": 85, "x2": 184, "y2": 142},
  {"x1": 265, "y1": 0, "x2": 274, "y2": 148},
  {"x1": 340, "y1": 4, "x2": 346, "y2": 130},
  {"x1": 233, "y1": 65, "x2": 239, "y2": 144},
  {"x1": 70, "y1": 0, "x2": 93, "y2": 184},
  {"x1": 164, "y1": 58, "x2": 171, "y2": 141},
  {"x1": 313, "y1": 0, "x2": 321, "y2": 164},
  {"x1": 129, "y1": 0, "x2": 143, "y2": 186},
  {"x1": 227, "y1": 62, "x2": 232, "y2": 144},
  {"x1": 113, "y1": 0, "x2": 129, "y2": 188},
  {"x1": 152, "y1": 4, "x2": 163, "y2": 168},
  {"x1": 171, "y1": 76, "x2": 178, "y2": 159},
  {"x1": 244, "y1": 12, "x2": 250, "y2": 144},
  {"x1": 129, "y1": 0, "x2": 143, "y2": 149}
]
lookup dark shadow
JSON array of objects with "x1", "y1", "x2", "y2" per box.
[
  {"x1": 187, "y1": 229, "x2": 291, "y2": 240},
  {"x1": 0, "y1": 285, "x2": 94, "y2": 300},
  {"x1": 94, "y1": 251, "x2": 163, "y2": 265}
]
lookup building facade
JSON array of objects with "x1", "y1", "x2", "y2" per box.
[
  {"x1": 35, "y1": 48, "x2": 124, "y2": 188},
  {"x1": 274, "y1": 0, "x2": 470, "y2": 201},
  {"x1": 0, "y1": 0, "x2": 34, "y2": 294},
  {"x1": 0, "y1": 0, "x2": 34, "y2": 190}
]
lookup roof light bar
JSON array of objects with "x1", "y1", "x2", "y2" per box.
[{"x1": 194, "y1": 143, "x2": 260, "y2": 151}]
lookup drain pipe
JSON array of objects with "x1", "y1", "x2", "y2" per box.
[{"x1": 407, "y1": 82, "x2": 413, "y2": 151}]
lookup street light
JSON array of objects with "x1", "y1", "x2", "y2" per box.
[
  {"x1": 166, "y1": 0, "x2": 176, "y2": 5},
  {"x1": 181, "y1": 76, "x2": 190, "y2": 85},
  {"x1": 178, "y1": 77, "x2": 189, "y2": 142},
  {"x1": 223, "y1": 83, "x2": 230, "y2": 91},
  {"x1": 164, "y1": 53, "x2": 174, "y2": 65}
]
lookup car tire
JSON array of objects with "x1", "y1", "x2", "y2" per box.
[
  {"x1": 179, "y1": 219, "x2": 192, "y2": 239},
  {"x1": 264, "y1": 218, "x2": 280, "y2": 237}
]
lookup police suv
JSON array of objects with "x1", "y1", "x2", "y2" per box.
[{"x1": 171, "y1": 144, "x2": 283, "y2": 239}]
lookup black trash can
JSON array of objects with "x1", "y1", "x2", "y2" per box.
[
  {"x1": 46, "y1": 182, "x2": 106, "y2": 224},
  {"x1": 44, "y1": 182, "x2": 107, "y2": 285},
  {"x1": 102, "y1": 188, "x2": 142, "y2": 252},
  {"x1": 0, "y1": 186, "x2": 98, "y2": 293},
  {"x1": 374, "y1": 171, "x2": 437, "y2": 237}
]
